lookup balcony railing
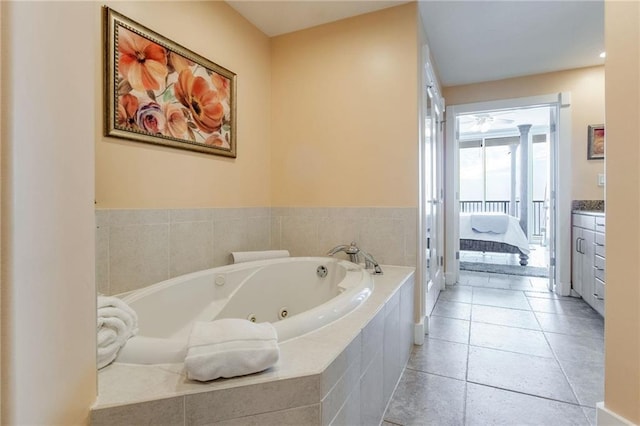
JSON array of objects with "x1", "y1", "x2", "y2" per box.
[{"x1": 460, "y1": 200, "x2": 546, "y2": 237}]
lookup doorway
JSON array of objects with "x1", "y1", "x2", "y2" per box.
[
  {"x1": 445, "y1": 94, "x2": 573, "y2": 296},
  {"x1": 457, "y1": 106, "x2": 554, "y2": 285}
]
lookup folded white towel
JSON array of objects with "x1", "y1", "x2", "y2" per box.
[
  {"x1": 185, "y1": 319, "x2": 279, "y2": 382},
  {"x1": 471, "y1": 213, "x2": 510, "y2": 234},
  {"x1": 97, "y1": 296, "x2": 139, "y2": 369},
  {"x1": 231, "y1": 250, "x2": 290, "y2": 264}
]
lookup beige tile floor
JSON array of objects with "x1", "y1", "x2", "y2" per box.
[{"x1": 383, "y1": 271, "x2": 603, "y2": 426}]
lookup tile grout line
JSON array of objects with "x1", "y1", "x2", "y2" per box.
[
  {"x1": 529, "y1": 294, "x2": 589, "y2": 416},
  {"x1": 467, "y1": 342, "x2": 555, "y2": 361},
  {"x1": 404, "y1": 366, "x2": 468, "y2": 384},
  {"x1": 540, "y1": 341, "x2": 590, "y2": 411},
  {"x1": 465, "y1": 380, "x2": 589, "y2": 409}
]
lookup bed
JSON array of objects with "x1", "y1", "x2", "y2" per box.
[{"x1": 459, "y1": 213, "x2": 530, "y2": 266}]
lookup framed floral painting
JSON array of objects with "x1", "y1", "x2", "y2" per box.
[
  {"x1": 587, "y1": 124, "x2": 604, "y2": 160},
  {"x1": 104, "y1": 7, "x2": 236, "y2": 157}
]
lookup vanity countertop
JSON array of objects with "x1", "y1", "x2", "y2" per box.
[{"x1": 572, "y1": 210, "x2": 605, "y2": 216}]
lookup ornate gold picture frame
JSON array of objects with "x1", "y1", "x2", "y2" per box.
[{"x1": 104, "y1": 7, "x2": 237, "y2": 157}]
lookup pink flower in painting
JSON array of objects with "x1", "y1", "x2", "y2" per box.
[
  {"x1": 136, "y1": 101, "x2": 166, "y2": 134},
  {"x1": 118, "y1": 27, "x2": 168, "y2": 92},
  {"x1": 174, "y1": 69, "x2": 224, "y2": 133},
  {"x1": 168, "y1": 51, "x2": 194, "y2": 74},
  {"x1": 210, "y1": 73, "x2": 230, "y2": 101},
  {"x1": 205, "y1": 132, "x2": 230, "y2": 149},
  {"x1": 163, "y1": 103, "x2": 188, "y2": 139},
  {"x1": 117, "y1": 94, "x2": 139, "y2": 129}
]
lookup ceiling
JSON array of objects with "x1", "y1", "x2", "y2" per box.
[
  {"x1": 226, "y1": 1, "x2": 410, "y2": 38},
  {"x1": 419, "y1": 1, "x2": 604, "y2": 86},
  {"x1": 226, "y1": 0, "x2": 604, "y2": 87},
  {"x1": 458, "y1": 106, "x2": 552, "y2": 139}
]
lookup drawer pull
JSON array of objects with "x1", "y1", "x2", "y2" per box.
[
  {"x1": 595, "y1": 267, "x2": 604, "y2": 271},
  {"x1": 594, "y1": 242, "x2": 604, "y2": 247},
  {"x1": 593, "y1": 293, "x2": 604, "y2": 301}
]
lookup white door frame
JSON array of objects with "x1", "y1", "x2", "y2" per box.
[
  {"x1": 444, "y1": 93, "x2": 572, "y2": 296},
  {"x1": 416, "y1": 44, "x2": 445, "y2": 344}
]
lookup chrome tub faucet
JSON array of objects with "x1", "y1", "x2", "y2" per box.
[{"x1": 326, "y1": 242, "x2": 383, "y2": 275}]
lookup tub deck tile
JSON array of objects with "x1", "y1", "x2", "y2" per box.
[{"x1": 184, "y1": 376, "x2": 321, "y2": 425}]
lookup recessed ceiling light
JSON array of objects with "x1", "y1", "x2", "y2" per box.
[{"x1": 599, "y1": 51, "x2": 606, "y2": 58}]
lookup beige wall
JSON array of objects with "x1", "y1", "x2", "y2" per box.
[
  {"x1": 271, "y1": 3, "x2": 419, "y2": 207},
  {"x1": 443, "y1": 66, "x2": 605, "y2": 202},
  {"x1": 603, "y1": 1, "x2": 640, "y2": 423},
  {"x1": 1, "y1": 2, "x2": 97, "y2": 424},
  {"x1": 96, "y1": 1, "x2": 272, "y2": 209}
]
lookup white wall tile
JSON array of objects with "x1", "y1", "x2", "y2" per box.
[
  {"x1": 170, "y1": 221, "x2": 214, "y2": 278},
  {"x1": 96, "y1": 224, "x2": 110, "y2": 295},
  {"x1": 213, "y1": 207, "x2": 249, "y2": 219},
  {"x1": 360, "y1": 349, "x2": 384, "y2": 426},
  {"x1": 246, "y1": 207, "x2": 271, "y2": 218},
  {"x1": 98, "y1": 206, "x2": 416, "y2": 295},
  {"x1": 318, "y1": 217, "x2": 360, "y2": 254},
  {"x1": 322, "y1": 353, "x2": 362, "y2": 425},
  {"x1": 322, "y1": 333, "x2": 362, "y2": 397},
  {"x1": 400, "y1": 277, "x2": 416, "y2": 365},
  {"x1": 109, "y1": 224, "x2": 169, "y2": 294},
  {"x1": 330, "y1": 382, "x2": 361, "y2": 426},
  {"x1": 95, "y1": 209, "x2": 110, "y2": 227},
  {"x1": 361, "y1": 308, "x2": 385, "y2": 375},
  {"x1": 213, "y1": 217, "x2": 248, "y2": 266},
  {"x1": 281, "y1": 216, "x2": 320, "y2": 257},
  {"x1": 383, "y1": 300, "x2": 401, "y2": 402},
  {"x1": 170, "y1": 208, "x2": 213, "y2": 223},
  {"x1": 214, "y1": 404, "x2": 321, "y2": 426},
  {"x1": 110, "y1": 209, "x2": 169, "y2": 226},
  {"x1": 359, "y1": 217, "x2": 405, "y2": 266},
  {"x1": 270, "y1": 216, "x2": 282, "y2": 250},
  {"x1": 247, "y1": 216, "x2": 271, "y2": 251}
]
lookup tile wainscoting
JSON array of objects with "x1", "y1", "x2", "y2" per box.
[{"x1": 96, "y1": 207, "x2": 417, "y2": 296}]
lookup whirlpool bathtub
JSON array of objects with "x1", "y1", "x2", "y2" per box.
[{"x1": 116, "y1": 257, "x2": 373, "y2": 364}]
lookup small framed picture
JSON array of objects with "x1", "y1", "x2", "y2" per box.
[{"x1": 587, "y1": 124, "x2": 605, "y2": 160}]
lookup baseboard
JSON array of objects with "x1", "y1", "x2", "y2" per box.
[
  {"x1": 596, "y1": 402, "x2": 637, "y2": 425},
  {"x1": 414, "y1": 320, "x2": 425, "y2": 345},
  {"x1": 445, "y1": 271, "x2": 457, "y2": 285},
  {"x1": 556, "y1": 279, "x2": 572, "y2": 297}
]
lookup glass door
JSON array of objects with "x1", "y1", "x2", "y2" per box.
[
  {"x1": 546, "y1": 106, "x2": 558, "y2": 290},
  {"x1": 423, "y1": 88, "x2": 435, "y2": 315},
  {"x1": 424, "y1": 86, "x2": 444, "y2": 316}
]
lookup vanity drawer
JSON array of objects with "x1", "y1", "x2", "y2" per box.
[
  {"x1": 595, "y1": 216, "x2": 605, "y2": 232},
  {"x1": 594, "y1": 236, "x2": 605, "y2": 257},
  {"x1": 573, "y1": 214, "x2": 596, "y2": 230},
  {"x1": 594, "y1": 278, "x2": 606, "y2": 301},
  {"x1": 594, "y1": 255, "x2": 605, "y2": 282},
  {"x1": 593, "y1": 278, "x2": 605, "y2": 316}
]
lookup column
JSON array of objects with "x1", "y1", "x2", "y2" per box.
[
  {"x1": 518, "y1": 124, "x2": 532, "y2": 237},
  {"x1": 510, "y1": 143, "x2": 518, "y2": 216}
]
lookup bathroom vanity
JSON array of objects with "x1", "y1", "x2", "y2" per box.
[{"x1": 571, "y1": 211, "x2": 605, "y2": 316}]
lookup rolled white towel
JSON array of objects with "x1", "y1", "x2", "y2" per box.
[
  {"x1": 231, "y1": 250, "x2": 290, "y2": 264},
  {"x1": 185, "y1": 319, "x2": 279, "y2": 382},
  {"x1": 97, "y1": 296, "x2": 138, "y2": 369}
]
